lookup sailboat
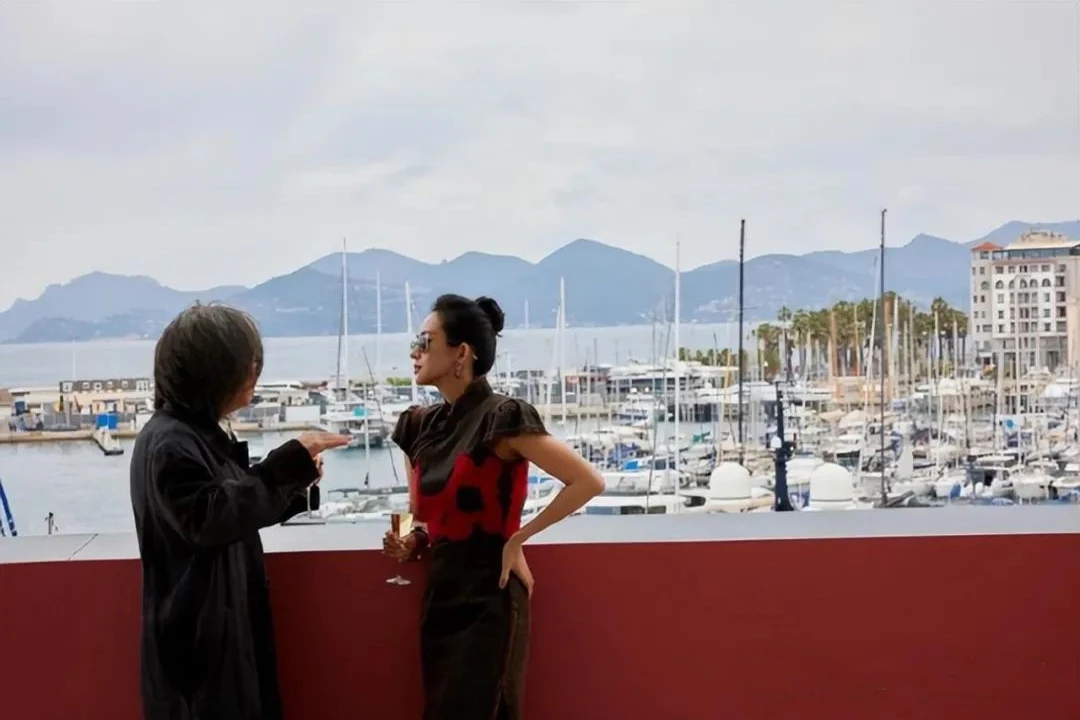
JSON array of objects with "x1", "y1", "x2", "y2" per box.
[{"x1": 321, "y1": 240, "x2": 388, "y2": 449}]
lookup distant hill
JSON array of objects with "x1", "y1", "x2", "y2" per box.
[
  {"x1": 0, "y1": 273, "x2": 243, "y2": 342},
  {"x1": 8, "y1": 309, "x2": 175, "y2": 344},
  {"x1": 2, "y1": 219, "x2": 1077, "y2": 343}
]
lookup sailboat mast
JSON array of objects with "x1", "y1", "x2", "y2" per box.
[
  {"x1": 879, "y1": 209, "x2": 887, "y2": 506},
  {"x1": 559, "y1": 277, "x2": 567, "y2": 423},
  {"x1": 737, "y1": 219, "x2": 746, "y2": 465},
  {"x1": 406, "y1": 282, "x2": 419, "y2": 405},
  {"x1": 337, "y1": 239, "x2": 349, "y2": 398},
  {"x1": 375, "y1": 270, "x2": 382, "y2": 384},
  {"x1": 673, "y1": 238, "x2": 682, "y2": 510},
  {"x1": 406, "y1": 281, "x2": 418, "y2": 404}
]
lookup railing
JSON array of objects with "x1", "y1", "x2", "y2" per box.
[{"x1": 1, "y1": 508, "x2": 1079, "y2": 719}]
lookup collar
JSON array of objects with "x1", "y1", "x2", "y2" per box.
[
  {"x1": 159, "y1": 402, "x2": 240, "y2": 457},
  {"x1": 446, "y1": 377, "x2": 493, "y2": 420}
]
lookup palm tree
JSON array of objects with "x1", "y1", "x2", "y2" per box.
[{"x1": 676, "y1": 294, "x2": 969, "y2": 383}]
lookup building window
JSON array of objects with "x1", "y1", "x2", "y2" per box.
[
  {"x1": 1057, "y1": 321, "x2": 1066, "y2": 332},
  {"x1": 1041, "y1": 264, "x2": 1051, "y2": 272},
  {"x1": 971, "y1": 267, "x2": 976, "y2": 276},
  {"x1": 981, "y1": 295, "x2": 986, "y2": 302},
  {"x1": 995, "y1": 266, "x2": 1004, "y2": 274},
  {"x1": 998, "y1": 310, "x2": 1005, "y2": 319},
  {"x1": 994, "y1": 280, "x2": 1004, "y2": 289},
  {"x1": 1058, "y1": 307, "x2": 1066, "y2": 318},
  {"x1": 980, "y1": 266, "x2": 986, "y2": 275},
  {"x1": 1042, "y1": 278, "x2": 1051, "y2": 287},
  {"x1": 996, "y1": 293, "x2": 1004, "y2": 303},
  {"x1": 1058, "y1": 265, "x2": 1066, "y2": 272},
  {"x1": 1056, "y1": 276, "x2": 1065, "y2": 287},
  {"x1": 1008, "y1": 266, "x2": 1016, "y2": 273},
  {"x1": 1043, "y1": 308, "x2": 1051, "y2": 318}
]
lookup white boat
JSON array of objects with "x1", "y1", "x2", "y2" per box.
[
  {"x1": 1012, "y1": 469, "x2": 1052, "y2": 502},
  {"x1": 579, "y1": 493, "x2": 698, "y2": 515},
  {"x1": 932, "y1": 468, "x2": 968, "y2": 500},
  {"x1": 322, "y1": 398, "x2": 388, "y2": 449}
]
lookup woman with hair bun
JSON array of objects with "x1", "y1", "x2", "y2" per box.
[{"x1": 384, "y1": 293, "x2": 605, "y2": 719}]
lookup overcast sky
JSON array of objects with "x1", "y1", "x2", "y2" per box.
[{"x1": 1, "y1": 1, "x2": 1077, "y2": 310}]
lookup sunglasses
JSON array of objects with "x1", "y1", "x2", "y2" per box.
[{"x1": 410, "y1": 331, "x2": 432, "y2": 354}]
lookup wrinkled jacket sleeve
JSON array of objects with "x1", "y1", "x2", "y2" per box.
[{"x1": 152, "y1": 438, "x2": 320, "y2": 548}]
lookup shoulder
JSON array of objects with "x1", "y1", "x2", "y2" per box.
[
  {"x1": 483, "y1": 395, "x2": 547, "y2": 440},
  {"x1": 135, "y1": 413, "x2": 211, "y2": 468},
  {"x1": 392, "y1": 404, "x2": 439, "y2": 457},
  {"x1": 393, "y1": 404, "x2": 438, "y2": 433}
]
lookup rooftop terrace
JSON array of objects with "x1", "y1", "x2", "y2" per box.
[{"x1": 1, "y1": 507, "x2": 1078, "y2": 719}]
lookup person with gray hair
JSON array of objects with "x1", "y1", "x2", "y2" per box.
[{"x1": 130, "y1": 303, "x2": 348, "y2": 720}]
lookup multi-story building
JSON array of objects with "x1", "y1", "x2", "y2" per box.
[{"x1": 970, "y1": 230, "x2": 1080, "y2": 393}]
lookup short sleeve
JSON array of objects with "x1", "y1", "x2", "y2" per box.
[
  {"x1": 482, "y1": 398, "x2": 548, "y2": 446},
  {"x1": 391, "y1": 405, "x2": 423, "y2": 460}
]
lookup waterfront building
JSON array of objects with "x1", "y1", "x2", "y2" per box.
[{"x1": 970, "y1": 230, "x2": 1080, "y2": 411}]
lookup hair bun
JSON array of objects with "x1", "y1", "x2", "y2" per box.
[{"x1": 475, "y1": 296, "x2": 505, "y2": 334}]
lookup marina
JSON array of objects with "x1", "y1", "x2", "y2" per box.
[{"x1": 7, "y1": 232, "x2": 1080, "y2": 535}]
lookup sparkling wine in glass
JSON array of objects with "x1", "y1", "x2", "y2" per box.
[{"x1": 386, "y1": 512, "x2": 413, "y2": 586}]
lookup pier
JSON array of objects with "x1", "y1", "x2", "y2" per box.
[
  {"x1": 91, "y1": 427, "x2": 124, "y2": 456},
  {"x1": 0, "y1": 421, "x2": 327, "y2": 447}
]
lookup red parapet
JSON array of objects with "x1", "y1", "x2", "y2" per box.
[{"x1": 1, "y1": 519, "x2": 1079, "y2": 719}]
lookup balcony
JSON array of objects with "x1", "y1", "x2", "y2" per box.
[{"x1": 1, "y1": 507, "x2": 1079, "y2": 719}]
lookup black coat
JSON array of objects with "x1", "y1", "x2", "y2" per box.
[{"x1": 130, "y1": 407, "x2": 320, "y2": 720}]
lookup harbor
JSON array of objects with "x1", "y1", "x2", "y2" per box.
[{"x1": 6, "y1": 230, "x2": 1080, "y2": 533}]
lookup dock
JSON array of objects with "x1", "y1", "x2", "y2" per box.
[
  {"x1": 92, "y1": 427, "x2": 124, "y2": 456},
  {"x1": 0, "y1": 430, "x2": 93, "y2": 444},
  {"x1": 0, "y1": 421, "x2": 330, "y2": 447}
]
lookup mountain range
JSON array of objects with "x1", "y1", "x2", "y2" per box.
[{"x1": 3, "y1": 219, "x2": 1079, "y2": 344}]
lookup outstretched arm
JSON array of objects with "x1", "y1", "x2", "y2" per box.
[{"x1": 153, "y1": 439, "x2": 320, "y2": 548}]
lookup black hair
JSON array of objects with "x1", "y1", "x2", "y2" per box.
[
  {"x1": 431, "y1": 294, "x2": 505, "y2": 376},
  {"x1": 153, "y1": 303, "x2": 264, "y2": 421}
]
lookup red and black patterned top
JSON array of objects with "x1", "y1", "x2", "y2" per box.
[{"x1": 391, "y1": 378, "x2": 547, "y2": 546}]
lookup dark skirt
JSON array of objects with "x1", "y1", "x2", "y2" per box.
[{"x1": 421, "y1": 535, "x2": 530, "y2": 720}]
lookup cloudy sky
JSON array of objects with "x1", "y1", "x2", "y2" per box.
[{"x1": 1, "y1": 1, "x2": 1077, "y2": 310}]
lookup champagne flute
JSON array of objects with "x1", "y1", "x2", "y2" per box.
[
  {"x1": 386, "y1": 511, "x2": 413, "y2": 586},
  {"x1": 308, "y1": 454, "x2": 324, "y2": 520}
]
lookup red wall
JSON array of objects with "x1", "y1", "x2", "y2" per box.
[{"x1": 2, "y1": 533, "x2": 1079, "y2": 720}]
